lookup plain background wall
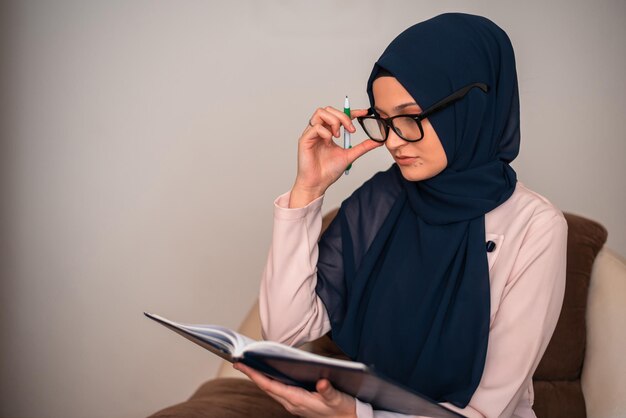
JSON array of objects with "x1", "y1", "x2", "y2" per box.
[{"x1": 1, "y1": 1, "x2": 624, "y2": 417}]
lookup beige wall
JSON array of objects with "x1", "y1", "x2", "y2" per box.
[{"x1": 1, "y1": 1, "x2": 624, "y2": 417}]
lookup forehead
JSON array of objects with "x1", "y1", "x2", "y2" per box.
[{"x1": 372, "y1": 77, "x2": 422, "y2": 113}]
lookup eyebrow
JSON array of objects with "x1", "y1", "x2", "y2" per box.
[{"x1": 374, "y1": 102, "x2": 421, "y2": 114}]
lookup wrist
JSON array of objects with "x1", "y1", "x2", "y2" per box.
[{"x1": 289, "y1": 184, "x2": 325, "y2": 208}]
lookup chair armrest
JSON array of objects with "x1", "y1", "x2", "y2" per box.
[{"x1": 581, "y1": 247, "x2": 626, "y2": 417}]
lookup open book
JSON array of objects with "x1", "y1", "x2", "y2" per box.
[{"x1": 145, "y1": 312, "x2": 465, "y2": 418}]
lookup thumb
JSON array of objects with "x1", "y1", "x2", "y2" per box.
[
  {"x1": 346, "y1": 138, "x2": 384, "y2": 163},
  {"x1": 317, "y1": 379, "x2": 340, "y2": 402}
]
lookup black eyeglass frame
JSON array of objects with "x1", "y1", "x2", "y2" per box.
[{"x1": 357, "y1": 82, "x2": 489, "y2": 143}]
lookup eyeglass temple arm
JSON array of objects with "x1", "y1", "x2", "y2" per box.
[{"x1": 420, "y1": 83, "x2": 489, "y2": 119}]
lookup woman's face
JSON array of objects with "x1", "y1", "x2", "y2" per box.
[{"x1": 372, "y1": 76, "x2": 448, "y2": 181}]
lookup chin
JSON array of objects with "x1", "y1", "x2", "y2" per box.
[{"x1": 397, "y1": 165, "x2": 439, "y2": 182}]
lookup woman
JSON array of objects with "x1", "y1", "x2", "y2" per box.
[{"x1": 235, "y1": 12, "x2": 567, "y2": 418}]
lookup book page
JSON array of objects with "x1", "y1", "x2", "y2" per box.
[
  {"x1": 145, "y1": 312, "x2": 255, "y2": 354},
  {"x1": 242, "y1": 340, "x2": 367, "y2": 370},
  {"x1": 184, "y1": 324, "x2": 256, "y2": 352}
]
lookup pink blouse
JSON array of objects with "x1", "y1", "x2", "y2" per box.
[{"x1": 259, "y1": 181, "x2": 567, "y2": 418}]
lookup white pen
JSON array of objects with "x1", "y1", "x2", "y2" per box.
[{"x1": 343, "y1": 95, "x2": 351, "y2": 175}]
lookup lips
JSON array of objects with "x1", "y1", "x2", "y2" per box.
[{"x1": 394, "y1": 155, "x2": 419, "y2": 166}]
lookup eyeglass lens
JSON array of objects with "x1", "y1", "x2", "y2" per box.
[{"x1": 361, "y1": 116, "x2": 423, "y2": 142}]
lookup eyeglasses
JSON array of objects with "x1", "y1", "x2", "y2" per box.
[{"x1": 356, "y1": 82, "x2": 489, "y2": 143}]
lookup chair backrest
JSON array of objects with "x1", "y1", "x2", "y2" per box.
[{"x1": 531, "y1": 212, "x2": 607, "y2": 418}]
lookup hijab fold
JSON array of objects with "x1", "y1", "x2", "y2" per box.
[{"x1": 315, "y1": 13, "x2": 520, "y2": 407}]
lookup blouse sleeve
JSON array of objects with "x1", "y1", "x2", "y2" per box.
[{"x1": 259, "y1": 191, "x2": 332, "y2": 347}]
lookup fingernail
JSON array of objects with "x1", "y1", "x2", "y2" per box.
[{"x1": 350, "y1": 124, "x2": 356, "y2": 132}]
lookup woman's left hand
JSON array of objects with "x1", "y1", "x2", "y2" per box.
[{"x1": 233, "y1": 362, "x2": 357, "y2": 418}]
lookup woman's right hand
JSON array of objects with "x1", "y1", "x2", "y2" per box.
[{"x1": 289, "y1": 106, "x2": 383, "y2": 208}]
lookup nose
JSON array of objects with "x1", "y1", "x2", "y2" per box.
[{"x1": 385, "y1": 127, "x2": 406, "y2": 150}]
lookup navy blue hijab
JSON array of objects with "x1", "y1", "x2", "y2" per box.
[{"x1": 315, "y1": 13, "x2": 520, "y2": 407}]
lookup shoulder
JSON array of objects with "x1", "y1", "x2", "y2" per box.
[
  {"x1": 486, "y1": 181, "x2": 567, "y2": 240},
  {"x1": 485, "y1": 182, "x2": 568, "y2": 315}
]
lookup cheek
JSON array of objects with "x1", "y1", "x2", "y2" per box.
[
  {"x1": 426, "y1": 147, "x2": 448, "y2": 173},
  {"x1": 384, "y1": 143, "x2": 393, "y2": 159},
  {"x1": 422, "y1": 121, "x2": 448, "y2": 165}
]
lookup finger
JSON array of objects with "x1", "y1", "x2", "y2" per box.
[
  {"x1": 235, "y1": 363, "x2": 300, "y2": 400},
  {"x1": 310, "y1": 124, "x2": 334, "y2": 142},
  {"x1": 234, "y1": 363, "x2": 269, "y2": 386},
  {"x1": 346, "y1": 138, "x2": 384, "y2": 162},
  {"x1": 323, "y1": 106, "x2": 357, "y2": 134},
  {"x1": 300, "y1": 122, "x2": 334, "y2": 144},
  {"x1": 350, "y1": 108, "x2": 371, "y2": 118},
  {"x1": 234, "y1": 363, "x2": 310, "y2": 415},
  {"x1": 234, "y1": 363, "x2": 271, "y2": 387},
  {"x1": 309, "y1": 107, "x2": 343, "y2": 137}
]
